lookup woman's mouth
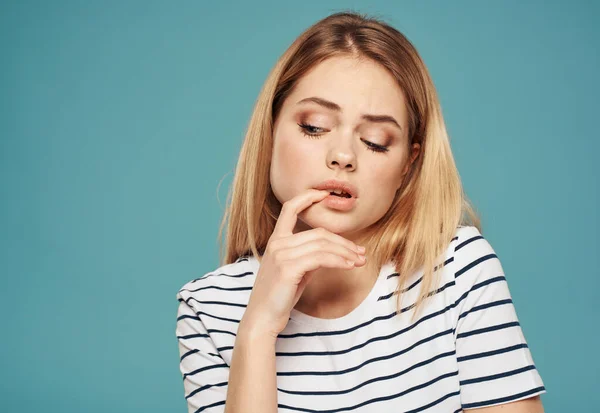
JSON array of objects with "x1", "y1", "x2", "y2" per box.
[
  {"x1": 329, "y1": 189, "x2": 352, "y2": 198},
  {"x1": 313, "y1": 180, "x2": 358, "y2": 210},
  {"x1": 321, "y1": 192, "x2": 356, "y2": 211}
]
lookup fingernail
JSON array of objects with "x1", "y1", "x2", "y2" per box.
[{"x1": 356, "y1": 245, "x2": 366, "y2": 253}]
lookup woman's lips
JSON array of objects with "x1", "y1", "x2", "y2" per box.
[
  {"x1": 313, "y1": 179, "x2": 359, "y2": 198},
  {"x1": 320, "y1": 193, "x2": 357, "y2": 211}
]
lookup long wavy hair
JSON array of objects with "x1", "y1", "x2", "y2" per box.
[{"x1": 217, "y1": 11, "x2": 481, "y2": 321}]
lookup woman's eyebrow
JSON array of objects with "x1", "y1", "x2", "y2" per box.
[{"x1": 296, "y1": 96, "x2": 403, "y2": 132}]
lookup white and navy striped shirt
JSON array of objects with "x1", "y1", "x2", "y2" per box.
[{"x1": 175, "y1": 225, "x2": 546, "y2": 412}]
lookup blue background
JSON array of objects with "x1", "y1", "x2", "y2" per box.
[{"x1": 1, "y1": 1, "x2": 598, "y2": 411}]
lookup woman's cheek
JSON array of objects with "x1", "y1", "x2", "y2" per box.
[
  {"x1": 281, "y1": 133, "x2": 318, "y2": 171},
  {"x1": 369, "y1": 162, "x2": 403, "y2": 198},
  {"x1": 271, "y1": 134, "x2": 315, "y2": 200}
]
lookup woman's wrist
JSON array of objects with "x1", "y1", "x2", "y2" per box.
[{"x1": 238, "y1": 314, "x2": 279, "y2": 343}]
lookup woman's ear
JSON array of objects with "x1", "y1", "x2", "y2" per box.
[
  {"x1": 396, "y1": 143, "x2": 420, "y2": 192},
  {"x1": 401, "y1": 143, "x2": 421, "y2": 177},
  {"x1": 409, "y1": 143, "x2": 421, "y2": 165}
]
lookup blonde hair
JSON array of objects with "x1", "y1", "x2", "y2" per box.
[{"x1": 217, "y1": 11, "x2": 481, "y2": 322}]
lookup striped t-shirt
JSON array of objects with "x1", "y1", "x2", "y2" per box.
[{"x1": 175, "y1": 225, "x2": 546, "y2": 412}]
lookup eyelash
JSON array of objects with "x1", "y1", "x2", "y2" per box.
[{"x1": 297, "y1": 123, "x2": 390, "y2": 153}]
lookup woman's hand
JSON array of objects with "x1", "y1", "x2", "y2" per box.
[{"x1": 240, "y1": 189, "x2": 367, "y2": 338}]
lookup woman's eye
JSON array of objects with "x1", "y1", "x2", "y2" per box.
[
  {"x1": 297, "y1": 123, "x2": 389, "y2": 153},
  {"x1": 362, "y1": 139, "x2": 389, "y2": 153},
  {"x1": 298, "y1": 122, "x2": 324, "y2": 137}
]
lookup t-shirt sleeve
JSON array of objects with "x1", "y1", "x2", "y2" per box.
[
  {"x1": 176, "y1": 287, "x2": 229, "y2": 413},
  {"x1": 452, "y1": 226, "x2": 546, "y2": 409}
]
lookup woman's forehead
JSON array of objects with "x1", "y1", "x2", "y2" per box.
[{"x1": 285, "y1": 56, "x2": 407, "y2": 123}]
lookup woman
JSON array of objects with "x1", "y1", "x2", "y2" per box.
[{"x1": 175, "y1": 11, "x2": 546, "y2": 413}]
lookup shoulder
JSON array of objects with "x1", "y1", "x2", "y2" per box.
[
  {"x1": 449, "y1": 226, "x2": 511, "y2": 309},
  {"x1": 450, "y1": 225, "x2": 506, "y2": 293},
  {"x1": 452, "y1": 225, "x2": 497, "y2": 265},
  {"x1": 175, "y1": 256, "x2": 257, "y2": 311},
  {"x1": 453, "y1": 225, "x2": 485, "y2": 247}
]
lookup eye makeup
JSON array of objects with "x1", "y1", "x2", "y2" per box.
[{"x1": 297, "y1": 122, "x2": 390, "y2": 153}]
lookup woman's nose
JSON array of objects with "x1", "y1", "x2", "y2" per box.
[{"x1": 327, "y1": 148, "x2": 356, "y2": 171}]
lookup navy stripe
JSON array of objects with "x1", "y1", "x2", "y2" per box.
[
  {"x1": 458, "y1": 298, "x2": 513, "y2": 320},
  {"x1": 182, "y1": 298, "x2": 241, "y2": 324},
  {"x1": 177, "y1": 314, "x2": 200, "y2": 322},
  {"x1": 180, "y1": 348, "x2": 199, "y2": 362},
  {"x1": 176, "y1": 313, "x2": 238, "y2": 337},
  {"x1": 193, "y1": 399, "x2": 226, "y2": 413},
  {"x1": 378, "y1": 279, "x2": 455, "y2": 301},
  {"x1": 455, "y1": 234, "x2": 483, "y2": 251},
  {"x1": 187, "y1": 309, "x2": 240, "y2": 324},
  {"x1": 379, "y1": 256, "x2": 454, "y2": 300},
  {"x1": 277, "y1": 371, "x2": 459, "y2": 412},
  {"x1": 404, "y1": 390, "x2": 461, "y2": 413},
  {"x1": 379, "y1": 228, "x2": 457, "y2": 287},
  {"x1": 182, "y1": 363, "x2": 229, "y2": 380},
  {"x1": 386, "y1": 256, "x2": 452, "y2": 281},
  {"x1": 457, "y1": 343, "x2": 529, "y2": 363},
  {"x1": 278, "y1": 350, "x2": 456, "y2": 395},
  {"x1": 386, "y1": 272, "x2": 400, "y2": 280},
  {"x1": 186, "y1": 297, "x2": 247, "y2": 309},
  {"x1": 455, "y1": 253, "x2": 497, "y2": 278},
  {"x1": 276, "y1": 328, "x2": 454, "y2": 374},
  {"x1": 279, "y1": 306, "x2": 394, "y2": 338},
  {"x1": 185, "y1": 381, "x2": 228, "y2": 400},
  {"x1": 456, "y1": 321, "x2": 520, "y2": 340},
  {"x1": 459, "y1": 365, "x2": 537, "y2": 386},
  {"x1": 453, "y1": 276, "x2": 506, "y2": 308},
  {"x1": 207, "y1": 328, "x2": 237, "y2": 337},
  {"x1": 178, "y1": 337, "x2": 224, "y2": 360},
  {"x1": 177, "y1": 333, "x2": 209, "y2": 340},
  {"x1": 426, "y1": 280, "x2": 455, "y2": 297},
  {"x1": 461, "y1": 387, "x2": 545, "y2": 409}
]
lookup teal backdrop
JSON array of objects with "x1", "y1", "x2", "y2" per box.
[{"x1": 1, "y1": 1, "x2": 598, "y2": 411}]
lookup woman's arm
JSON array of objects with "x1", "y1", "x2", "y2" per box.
[
  {"x1": 464, "y1": 395, "x2": 544, "y2": 412},
  {"x1": 224, "y1": 319, "x2": 278, "y2": 413}
]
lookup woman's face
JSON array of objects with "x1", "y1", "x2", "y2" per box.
[{"x1": 270, "y1": 56, "x2": 420, "y2": 240}]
